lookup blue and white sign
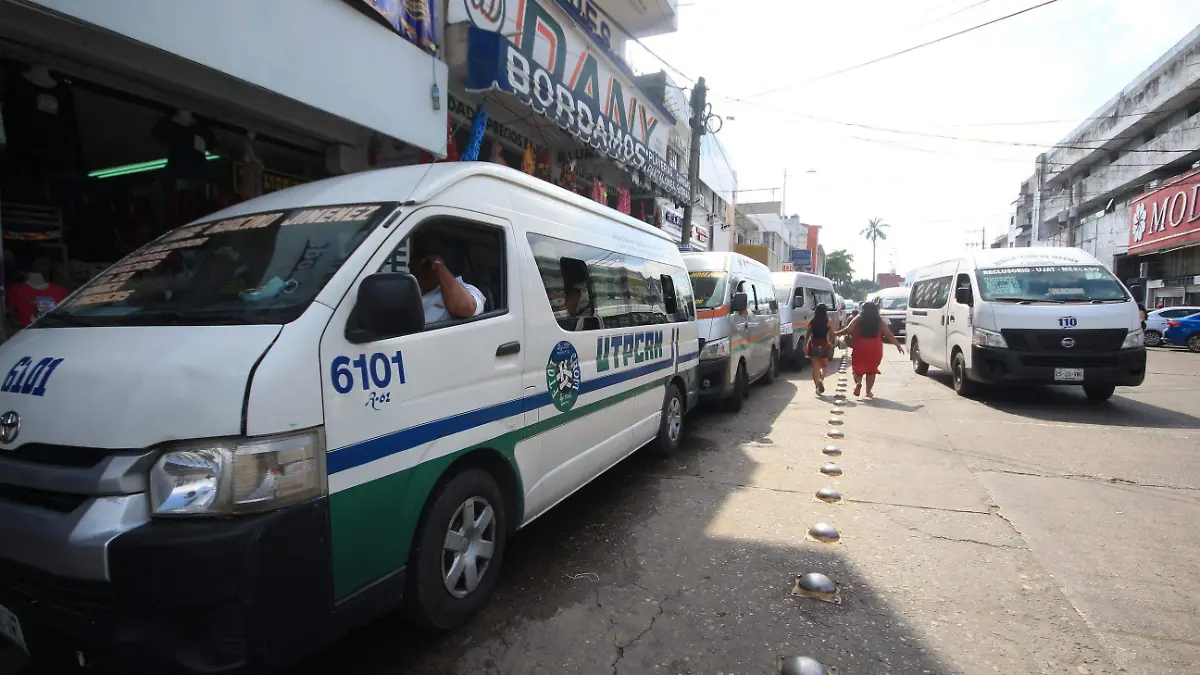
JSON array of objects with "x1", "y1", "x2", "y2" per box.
[
  {"x1": 460, "y1": 0, "x2": 690, "y2": 202},
  {"x1": 790, "y1": 249, "x2": 813, "y2": 267}
]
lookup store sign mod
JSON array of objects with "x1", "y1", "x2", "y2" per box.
[
  {"x1": 460, "y1": 0, "x2": 691, "y2": 202},
  {"x1": 1129, "y1": 167, "x2": 1200, "y2": 255}
]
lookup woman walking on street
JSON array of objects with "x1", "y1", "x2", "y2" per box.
[
  {"x1": 836, "y1": 301, "x2": 903, "y2": 398},
  {"x1": 805, "y1": 303, "x2": 834, "y2": 395}
]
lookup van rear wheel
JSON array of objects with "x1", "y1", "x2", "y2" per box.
[
  {"x1": 651, "y1": 383, "x2": 684, "y2": 456},
  {"x1": 408, "y1": 469, "x2": 508, "y2": 629},
  {"x1": 911, "y1": 340, "x2": 929, "y2": 375}
]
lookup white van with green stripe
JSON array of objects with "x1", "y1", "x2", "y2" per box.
[{"x1": 0, "y1": 164, "x2": 700, "y2": 674}]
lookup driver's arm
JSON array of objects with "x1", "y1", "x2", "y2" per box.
[{"x1": 432, "y1": 260, "x2": 482, "y2": 318}]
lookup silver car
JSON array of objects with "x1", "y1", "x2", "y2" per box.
[{"x1": 1145, "y1": 306, "x2": 1200, "y2": 346}]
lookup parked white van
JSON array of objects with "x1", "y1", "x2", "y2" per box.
[
  {"x1": 685, "y1": 252, "x2": 781, "y2": 410},
  {"x1": 0, "y1": 164, "x2": 701, "y2": 673},
  {"x1": 771, "y1": 271, "x2": 837, "y2": 365},
  {"x1": 865, "y1": 286, "x2": 910, "y2": 337},
  {"x1": 906, "y1": 247, "x2": 1145, "y2": 401}
]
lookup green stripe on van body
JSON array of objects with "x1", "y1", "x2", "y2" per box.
[{"x1": 329, "y1": 375, "x2": 673, "y2": 599}]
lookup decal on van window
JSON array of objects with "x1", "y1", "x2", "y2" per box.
[
  {"x1": 546, "y1": 341, "x2": 582, "y2": 412},
  {"x1": 331, "y1": 351, "x2": 406, "y2": 395},
  {"x1": 595, "y1": 331, "x2": 664, "y2": 373},
  {"x1": 1, "y1": 356, "x2": 65, "y2": 397}
]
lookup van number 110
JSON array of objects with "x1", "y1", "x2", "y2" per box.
[
  {"x1": 1058, "y1": 317, "x2": 1078, "y2": 328},
  {"x1": 331, "y1": 351, "x2": 405, "y2": 394}
]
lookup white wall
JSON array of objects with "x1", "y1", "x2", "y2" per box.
[{"x1": 21, "y1": 0, "x2": 448, "y2": 154}]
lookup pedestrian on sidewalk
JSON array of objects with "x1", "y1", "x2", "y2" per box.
[
  {"x1": 804, "y1": 303, "x2": 833, "y2": 395},
  {"x1": 836, "y1": 301, "x2": 903, "y2": 398}
]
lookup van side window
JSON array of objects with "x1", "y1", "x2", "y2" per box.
[
  {"x1": 527, "y1": 233, "x2": 689, "y2": 331},
  {"x1": 793, "y1": 287, "x2": 805, "y2": 307},
  {"x1": 954, "y1": 273, "x2": 973, "y2": 305},
  {"x1": 378, "y1": 218, "x2": 506, "y2": 328},
  {"x1": 911, "y1": 277, "x2": 952, "y2": 309}
]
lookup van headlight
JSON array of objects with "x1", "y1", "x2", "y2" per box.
[
  {"x1": 149, "y1": 428, "x2": 326, "y2": 517},
  {"x1": 972, "y1": 327, "x2": 1008, "y2": 349},
  {"x1": 1122, "y1": 329, "x2": 1144, "y2": 349},
  {"x1": 700, "y1": 336, "x2": 730, "y2": 360}
]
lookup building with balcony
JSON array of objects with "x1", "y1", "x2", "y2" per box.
[{"x1": 1011, "y1": 25, "x2": 1200, "y2": 305}]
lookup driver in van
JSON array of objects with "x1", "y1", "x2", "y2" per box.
[{"x1": 411, "y1": 232, "x2": 485, "y2": 324}]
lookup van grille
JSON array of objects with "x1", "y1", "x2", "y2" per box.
[
  {"x1": 5, "y1": 443, "x2": 119, "y2": 469},
  {"x1": 0, "y1": 484, "x2": 89, "y2": 512},
  {"x1": 1020, "y1": 355, "x2": 1120, "y2": 368},
  {"x1": 1002, "y1": 329, "x2": 1126, "y2": 352}
]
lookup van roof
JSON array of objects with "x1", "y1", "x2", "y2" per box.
[
  {"x1": 683, "y1": 252, "x2": 772, "y2": 276},
  {"x1": 869, "y1": 286, "x2": 910, "y2": 297},
  {"x1": 188, "y1": 163, "x2": 676, "y2": 244},
  {"x1": 969, "y1": 247, "x2": 1099, "y2": 269},
  {"x1": 771, "y1": 271, "x2": 833, "y2": 286}
]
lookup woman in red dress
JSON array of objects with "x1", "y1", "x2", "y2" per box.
[{"x1": 836, "y1": 301, "x2": 904, "y2": 398}]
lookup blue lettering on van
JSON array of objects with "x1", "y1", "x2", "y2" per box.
[
  {"x1": 595, "y1": 331, "x2": 664, "y2": 372},
  {"x1": 331, "y1": 351, "x2": 406, "y2": 395},
  {"x1": 1, "y1": 356, "x2": 64, "y2": 397}
]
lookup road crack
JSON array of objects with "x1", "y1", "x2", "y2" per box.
[
  {"x1": 980, "y1": 468, "x2": 1200, "y2": 492},
  {"x1": 610, "y1": 598, "x2": 665, "y2": 675}
]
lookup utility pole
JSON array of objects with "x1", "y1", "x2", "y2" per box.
[{"x1": 680, "y1": 77, "x2": 707, "y2": 249}]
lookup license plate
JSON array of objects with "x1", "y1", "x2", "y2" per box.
[
  {"x1": 1054, "y1": 368, "x2": 1084, "y2": 382},
  {"x1": 0, "y1": 603, "x2": 27, "y2": 653}
]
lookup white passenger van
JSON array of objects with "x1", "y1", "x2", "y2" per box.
[
  {"x1": 0, "y1": 163, "x2": 701, "y2": 673},
  {"x1": 865, "y1": 286, "x2": 910, "y2": 337},
  {"x1": 684, "y1": 252, "x2": 780, "y2": 410},
  {"x1": 771, "y1": 271, "x2": 837, "y2": 365},
  {"x1": 906, "y1": 248, "x2": 1145, "y2": 401}
]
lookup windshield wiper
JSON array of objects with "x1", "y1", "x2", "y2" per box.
[
  {"x1": 991, "y1": 297, "x2": 1032, "y2": 304},
  {"x1": 109, "y1": 308, "x2": 261, "y2": 326},
  {"x1": 35, "y1": 313, "x2": 97, "y2": 328}
]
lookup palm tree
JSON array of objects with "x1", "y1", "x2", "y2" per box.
[{"x1": 861, "y1": 218, "x2": 890, "y2": 281}]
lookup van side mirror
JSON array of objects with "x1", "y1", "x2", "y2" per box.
[
  {"x1": 955, "y1": 287, "x2": 974, "y2": 307},
  {"x1": 346, "y1": 273, "x2": 425, "y2": 343},
  {"x1": 730, "y1": 292, "x2": 749, "y2": 313}
]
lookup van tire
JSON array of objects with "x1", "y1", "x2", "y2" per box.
[
  {"x1": 407, "y1": 468, "x2": 508, "y2": 630},
  {"x1": 952, "y1": 351, "x2": 976, "y2": 398},
  {"x1": 911, "y1": 339, "x2": 930, "y2": 376},
  {"x1": 724, "y1": 361, "x2": 748, "y2": 413},
  {"x1": 652, "y1": 383, "x2": 685, "y2": 456},
  {"x1": 1083, "y1": 384, "x2": 1116, "y2": 402},
  {"x1": 763, "y1": 348, "x2": 779, "y2": 384}
]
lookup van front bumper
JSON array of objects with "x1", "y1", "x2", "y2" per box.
[
  {"x1": 0, "y1": 498, "x2": 344, "y2": 674},
  {"x1": 970, "y1": 346, "x2": 1146, "y2": 386},
  {"x1": 696, "y1": 356, "x2": 733, "y2": 399}
]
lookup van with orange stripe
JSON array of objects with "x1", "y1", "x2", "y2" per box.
[{"x1": 684, "y1": 252, "x2": 781, "y2": 411}]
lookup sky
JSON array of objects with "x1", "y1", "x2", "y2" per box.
[{"x1": 629, "y1": 0, "x2": 1200, "y2": 280}]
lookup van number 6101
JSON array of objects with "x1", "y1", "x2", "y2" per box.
[
  {"x1": 1058, "y1": 317, "x2": 1078, "y2": 328},
  {"x1": 331, "y1": 351, "x2": 406, "y2": 394}
]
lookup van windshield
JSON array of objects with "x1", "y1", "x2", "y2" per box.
[
  {"x1": 39, "y1": 203, "x2": 394, "y2": 327},
  {"x1": 774, "y1": 285, "x2": 792, "y2": 304},
  {"x1": 689, "y1": 271, "x2": 727, "y2": 309},
  {"x1": 977, "y1": 265, "x2": 1129, "y2": 303},
  {"x1": 877, "y1": 295, "x2": 908, "y2": 311}
]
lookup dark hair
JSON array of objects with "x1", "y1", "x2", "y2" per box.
[
  {"x1": 812, "y1": 303, "x2": 829, "y2": 333},
  {"x1": 411, "y1": 230, "x2": 460, "y2": 275},
  {"x1": 858, "y1": 301, "x2": 882, "y2": 338}
]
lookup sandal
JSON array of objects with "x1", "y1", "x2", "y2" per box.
[{"x1": 854, "y1": 383, "x2": 862, "y2": 397}]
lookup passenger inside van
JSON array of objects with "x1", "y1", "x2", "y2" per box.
[{"x1": 410, "y1": 231, "x2": 485, "y2": 324}]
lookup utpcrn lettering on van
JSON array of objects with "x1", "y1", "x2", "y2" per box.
[{"x1": 595, "y1": 331, "x2": 664, "y2": 373}]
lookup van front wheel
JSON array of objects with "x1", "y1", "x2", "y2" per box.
[
  {"x1": 952, "y1": 351, "x2": 976, "y2": 398},
  {"x1": 1083, "y1": 384, "x2": 1116, "y2": 402},
  {"x1": 408, "y1": 469, "x2": 508, "y2": 629},
  {"x1": 724, "y1": 362, "x2": 748, "y2": 413}
]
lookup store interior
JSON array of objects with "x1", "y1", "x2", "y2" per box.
[{"x1": 0, "y1": 58, "x2": 330, "y2": 337}]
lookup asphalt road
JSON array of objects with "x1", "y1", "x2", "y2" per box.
[{"x1": 4, "y1": 346, "x2": 1198, "y2": 674}]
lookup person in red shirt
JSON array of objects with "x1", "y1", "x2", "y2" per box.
[{"x1": 7, "y1": 259, "x2": 69, "y2": 327}]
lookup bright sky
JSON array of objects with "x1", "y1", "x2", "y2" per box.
[{"x1": 630, "y1": 0, "x2": 1200, "y2": 280}]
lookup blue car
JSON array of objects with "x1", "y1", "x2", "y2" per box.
[{"x1": 1163, "y1": 316, "x2": 1200, "y2": 352}]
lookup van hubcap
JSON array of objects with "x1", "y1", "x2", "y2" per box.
[
  {"x1": 442, "y1": 497, "x2": 496, "y2": 598},
  {"x1": 667, "y1": 396, "x2": 683, "y2": 442}
]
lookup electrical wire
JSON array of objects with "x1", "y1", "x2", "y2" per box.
[{"x1": 746, "y1": 0, "x2": 1062, "y2": 94}]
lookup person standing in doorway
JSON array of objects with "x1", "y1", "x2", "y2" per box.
[
  {"x1": 836, "y1": 301, "x2": 903, "y2": 398},
  {"x1": 804, "y1": 303, "x2": 833, "y2": 395}
]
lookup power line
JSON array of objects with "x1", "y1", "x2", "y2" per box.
[
  {"x1": 746, "y1": 0, "x2": 1062, "y2": 95},
  {"x1": 588, "y1": 2, "x2": 695, "y2": 85}
]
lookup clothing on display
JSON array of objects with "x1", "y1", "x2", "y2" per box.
[
  {"x1": 7, "y1": 273, "x2": 68, "y2": 327},
  {"x1": 617, "y1": 186, "x2": 631, "y2": 215}
]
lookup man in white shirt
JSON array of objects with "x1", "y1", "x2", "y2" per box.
[{"x1": 411, "y1": 233, "x2": 485, "y2": 324}]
